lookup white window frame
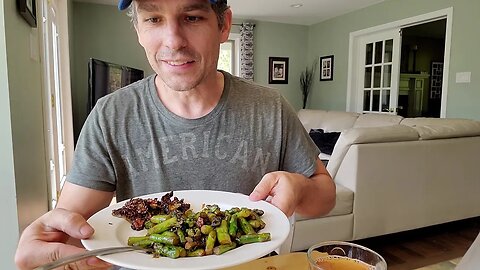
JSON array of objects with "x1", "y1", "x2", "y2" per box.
[
  {"x1": 229, "y1": 33, "x2": 241, "y2": 76},
  {"x1": 219, "y1": 33, "x2": 241, "y2": 76}
]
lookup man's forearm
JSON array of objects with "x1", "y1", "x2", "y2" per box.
[
  {"x1": 57, "y1": 182, "x2": 114, "y2": 219},
  {"x1": 295, "y1": 160, "x2": 336, "y2": 217}
]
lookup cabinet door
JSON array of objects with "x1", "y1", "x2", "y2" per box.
[{"x1": 412, "y1": 78, "x2": 424, "y2": 116}]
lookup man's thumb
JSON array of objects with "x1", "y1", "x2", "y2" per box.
[{"x1": 249, "y1": 173, "x2": 278, "y2": 201}]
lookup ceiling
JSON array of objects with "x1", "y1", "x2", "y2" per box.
[{"x1": 74, "y1": 0, "x2": 386, "y2": 25}]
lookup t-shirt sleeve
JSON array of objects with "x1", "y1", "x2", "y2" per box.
[
  {"x1": 279, "y1": 97, "x2": 320, "y2": 178},
  {"x1": 66, "y1": 101, "x2": 117, "y2": 192}
]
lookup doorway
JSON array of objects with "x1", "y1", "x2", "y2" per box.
[
  {"x1": 347, "y1": 8, "x2": 453, "y2": 118},
  {"x1": 399, "y1": 19, "x2": 446, "y2": 118}
]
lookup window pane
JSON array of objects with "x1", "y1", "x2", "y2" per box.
[
  {"x1": 383, "y1": 65, "x2": 392, "y2": 87},
  {"x1": 365, "y1": 43, "x2": 373, "y2": 65},
  {"x1": 384, "y1": 39, "x2": 393, "y2": 63},
  {"x1": 218, "y1": 41, "x2": 233, "y2": 73},
  {"x1": 374, "y1": 66, "x2": 382, "y2": 88},
  {"x1": 363, "y1": 90, "x2": 371, "y2": 111},
  {"x1": 364, "y1": 67, "x2": 372, "y2": 88},
  {"x1": 372, "y1": 90, "x2": 380, "y2": 111},
  {"x1": 375, "y1": 41, "x2": 383, "y2": 64},
  {"x1": 382, "y1": 90, "x2": 390, "y2": 112}
]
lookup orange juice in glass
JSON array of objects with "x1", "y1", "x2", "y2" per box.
[{"x1": 307, "y1": 241, "x2": 387, "y2": 270}]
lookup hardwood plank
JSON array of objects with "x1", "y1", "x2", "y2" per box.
[{"x1": 351, "y1": 217, "x2": 480, "y2": 270}]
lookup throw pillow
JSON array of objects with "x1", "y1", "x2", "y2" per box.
[{"x1": 309, "y1": 129, "x2": 341, "y2": 155}]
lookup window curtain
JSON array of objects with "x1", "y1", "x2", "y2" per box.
[{"x1": 240, "y1": 22, "x2": 255, "y2": 81}]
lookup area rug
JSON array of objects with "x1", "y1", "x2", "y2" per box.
[{"x1": 414, "y1": 257, "x2": 462, "y2": 270}]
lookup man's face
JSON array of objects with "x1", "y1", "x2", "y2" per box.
[{"x1": 134, "y1": 0, "x2": 231, "y2": 92}]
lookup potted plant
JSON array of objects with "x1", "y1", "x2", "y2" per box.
[{"x1": 300, "y1": 59, "x2": 318, "y2": 109}]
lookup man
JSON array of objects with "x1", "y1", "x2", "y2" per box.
[{"x1": 15, "y1": 0, "x2": 336, "y2": 269}]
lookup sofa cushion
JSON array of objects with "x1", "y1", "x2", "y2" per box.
[
  {"x1": 401, "y1": 118, "x2": 480, "y2": 140},
  {"x1": 309, "y1": 129, "x2": 341, "y2": 155},
  {"x1": 296, "y1": 183, "x2": 353, "y2": 221},
  {"x1": 353, "y1": 113, "x2": 404, "y2": 128},
  {"x1": 298, "y1": 109, "x2": 359, "y2": 132}
]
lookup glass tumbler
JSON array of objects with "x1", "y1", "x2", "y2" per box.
[{"x1": 307, "y1": 241, "x2": 387, "y2": 270}]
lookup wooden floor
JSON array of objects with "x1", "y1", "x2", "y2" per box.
[{"x1": 352, "y1": 217, "x2": 480, "y2": 270}]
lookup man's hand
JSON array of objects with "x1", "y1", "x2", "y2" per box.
[
  {"x1": 249, "y1": 159, "x2": 336, "y2": 218},
  {"x1": 249, "y1": 171, "x2": 305, "y2": 217},
  {"x1": 15, "y1": 208, "x2": 112, "y2": 270}
]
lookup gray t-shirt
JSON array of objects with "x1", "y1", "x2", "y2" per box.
[{"x1": 68, "y1": 71, "x2": 319, "y2": 201}]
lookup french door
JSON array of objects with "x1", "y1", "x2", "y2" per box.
[
  {"x1": 355, "y1": 29, "x2": 401, "y2": 114},
  {"x1": 41, "y1": 0, "x2": 74, "y2": 209}
]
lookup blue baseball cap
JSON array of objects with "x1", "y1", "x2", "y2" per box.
[{"x1": 118, "y1": 0, "x2": 218, "y2": 10}]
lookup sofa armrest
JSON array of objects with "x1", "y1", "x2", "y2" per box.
[
  {"x1": 334, "y1": 137, "x2": 480, "y2": 240},
  {"x1": 326, "y1": 125, "x2": 419, "y2": 178}
]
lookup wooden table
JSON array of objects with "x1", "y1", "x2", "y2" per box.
[
  {"x1": 222, "y1": 235, "x2": 480, "y2": 269},
  {"x1": 222, "y1": 252, "x2": 310, "y2": 270}
]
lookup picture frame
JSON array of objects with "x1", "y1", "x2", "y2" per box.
[
  {"x1": 17, "y1": 0, "x2": 37, "y2": 28},
  {"x1": 268, "y1": 57, "x2": 289, "y2": 84},
  {"x1": 319, "y1": 55, "x2": 334, "y2": 81}
]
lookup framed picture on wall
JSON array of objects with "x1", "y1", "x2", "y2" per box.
[
  {"x1": 268, "y1": 57, "x2": 289, "y2": 84},
  {"x1": 319, "y1": 55, "x2": 334, "y2": 81},
  {"x1": 17, "y1": 0, "x2": 37, "y2": 27}
]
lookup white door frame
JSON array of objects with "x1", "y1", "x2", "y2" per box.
[
  {"x1": 346, "y1": 7, "x2": 453, "y2": 117},
  {"x1": 39, "y1": 0, "x2": 74, "y2": 209}
]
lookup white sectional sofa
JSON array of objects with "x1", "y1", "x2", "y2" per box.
[{"x1": 291, "y1": 109, "x2": 480, "y2": 251}]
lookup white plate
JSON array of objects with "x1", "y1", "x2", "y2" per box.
[{"x1": 82, "y1": 190, "x2": 291, "y2": 270}]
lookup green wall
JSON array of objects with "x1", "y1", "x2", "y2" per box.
[
  {"x1": 0, "y1": 3, "x2": 19, "y2": 269},
  {"x1": 231, "y1": 20, "x2": 310, "y2": 109},
  {"x1": 71, "y1": 0, "x2": 480, "y2": 132},
  {"x1": 307, "y1": 0, "x2": 480, "y2": 120},
  {"x1": 71, "y1": 3, "x2": 309, "y2": 138},
  {"x1": 1, "y1": 0, "x2": 49, "y2": 267},
  {"x1": 5, "y1": 0, "x2": 49, "y2": 229},
  {"x1": 252, "y1": 21, "x2": 309, "y2": 109},
  {"x1": 71, "y1": 2, "x2": 153, "y2": 140}
]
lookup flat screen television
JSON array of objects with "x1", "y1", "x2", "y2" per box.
[{"x1": 87, "y1": 58, "x2": 144, "y2": 113}]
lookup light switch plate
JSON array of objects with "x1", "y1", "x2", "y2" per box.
[{"x1": 456, "y1": 72, "x2": 471, "y2": 83}]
